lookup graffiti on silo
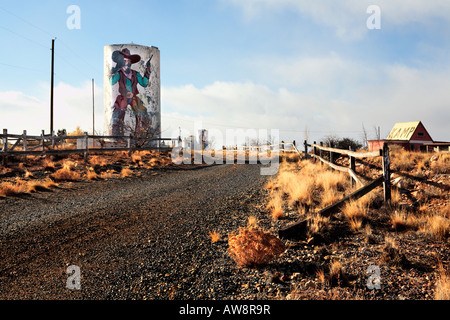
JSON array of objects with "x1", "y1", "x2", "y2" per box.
[{"x1": 104, "y1": 44, "x2": 161, "y2": 141}]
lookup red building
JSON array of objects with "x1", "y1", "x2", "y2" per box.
[{"x1": 368, "y1": 121, "x2": 435, "y2": 152}]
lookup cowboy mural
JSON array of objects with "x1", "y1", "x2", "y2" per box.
[{"x1": 110, "y1": 48, "x2": 151, "y2": 137}]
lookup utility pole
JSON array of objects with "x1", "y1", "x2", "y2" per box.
[
  {"x1": 92, "y1": 78, "x2": 95, "y2": 135},
  {"x1": 50, "y1": 38, "x2": 55, "y2": 134}
]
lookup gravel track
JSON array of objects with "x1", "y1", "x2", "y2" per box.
[{"x1": 0, "y1": 164, "x2": 270, "y2": 299}]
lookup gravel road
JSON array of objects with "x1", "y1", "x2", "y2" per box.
[{"x1": 0, "y1": 164, "x2": 271, "y2": 299}]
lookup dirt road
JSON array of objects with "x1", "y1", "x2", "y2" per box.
[{"x1": 0, "y1": 164, "x2": 270, "y2": 299}]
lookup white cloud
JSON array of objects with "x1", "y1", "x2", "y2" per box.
[
  {"x1": 162, "y1": 56, "x2": 450, "y2": 144},
  {"x1": 0, "y1": 81, "x2": 103, "y2": 135},
  {"x1": 224, "y1": 0, "x2": 450, "y2": 40}
]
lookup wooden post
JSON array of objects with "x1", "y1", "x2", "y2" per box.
[
  {"x1": 2, "y1": 129, "x2": 7, "y2": 152},
  {"x1": 304, "y1": 140, "x2": 308, "y2": 160},
  {"x1": 313, "y1": 141, "x2": 316, "y2": 163},
  {"x1": 382, "y1": 143, "x2": 391, "y2": 204},
  {"x1": 319, "y1": 142, "x2": 323, "y2": 166},
  {"x1": 41, "y1": 130, "x2": 45, "y2": 153},
  {"x1": 84, "y1": 132, "x2": 89, "y2": 160},
  {"x1": 23, "y1": 130, "x2": 27, "y2": 152},
  {"x1": 51, "y1": 130, "x2": 55, "y2": 150},
  {"x1": 349, "y1": 146, "x2": 355, "y2": 187},
  {"x1": 2, "y1": 129, "x2": 7, "y2": 166}
]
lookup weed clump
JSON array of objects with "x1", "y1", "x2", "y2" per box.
[{"x1": 228, "y1": 226, "x2": 285, "y2": 268}]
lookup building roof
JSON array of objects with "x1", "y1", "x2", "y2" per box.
[{"x1": 386, "y1": 121, "x2": 422, "y2": 141}]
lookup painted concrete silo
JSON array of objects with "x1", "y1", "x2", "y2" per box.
[{"x1": 104, "y1": 43, "x2": 160, "y2": 142}]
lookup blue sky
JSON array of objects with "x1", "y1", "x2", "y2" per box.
[{"x1": 1, "y1": 0, "x2": 449, "y2": 145}]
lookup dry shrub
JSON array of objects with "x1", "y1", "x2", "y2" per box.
[
  {"x1": 227, "y1": 226, "x2": 285, "y2": 268},
  {"x1": 266, "y1": 190, "x2": 284, "y2": 220},
  {"x1": 0, "y1": 177, "x2": 59, "y2": 197},
  {"x1": 328, "y1": 260, "x2": 349, "y2": 287},
  {"x1": 42, "y1": 158, "x2": 56, "y2": 170},
  {"x1": 89, "y1": 155, "x2": 108, "y2": 167},
  {"x1": 348, "y1": 217, "x2": 363, "y2": 232},
  {"x1": 131, "y1": 153, "x2": 142, "y2": 165},
  {"x1": 209, "y1": 230, "x2": 221, "y2": 243},
  {"x1": 52, "y1": 166, "x2": 81, "y2": 181},
  {"x1": 86, "y1": 168, "x2": 99, "y2": 181},
  {"x1": 149, "y1": 157, "x2": 162, "y2": 167},
  {"x1": 121, "y1": 167, "x2": 133, "y2": 178},
  {"x1": 0, "y1": 179, "x2": 33, "y2": 197},
  {"x1": 34, "y1": 177, "x2": 58, "y2": 190},
  {"x1": 430, "y1": 153, "x2": 450, "y2": 174},
  {"x1": 100, "y1": 170, "x2": 115, "y2": 179},
  {"x1": 247, "y1": 215, "x2": 258, "y2": 228}
]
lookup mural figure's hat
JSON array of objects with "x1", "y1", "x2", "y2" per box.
[{"x1": 119, "y1": 48, "x2": 141, "y2": 64}]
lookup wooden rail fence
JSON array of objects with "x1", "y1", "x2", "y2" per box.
[
  {"x1": 1, "y1": 128, "x2": 177, "y2": 166},
  {"x1": 279, "y1": 140, "x2": 392, "y2": 239}
]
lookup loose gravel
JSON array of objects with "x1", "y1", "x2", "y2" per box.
[{"x1": 0, "y1": 164, "x2": 272, "y2": 299}]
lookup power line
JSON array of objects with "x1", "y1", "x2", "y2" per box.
[
  {"x1": 0, "y1": 25, "x2": 49, "y2": 49},
  {"x1": 0, "y1": 6, "x2": 55, "y2": 38}
]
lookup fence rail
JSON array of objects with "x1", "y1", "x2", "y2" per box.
[
  {"x1": 1, "y1": 128, "x2": 177, "y2": 166},
  {"x1": 306, "y1": 140, "x2": 391, "y2": 203},
  {"x1": 279, "y1": 140, "x2": 392, "y2": 239}
]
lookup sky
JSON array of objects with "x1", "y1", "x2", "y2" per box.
[{"x1": 0, "y1": 0, "x2": 449, "y2": 147}]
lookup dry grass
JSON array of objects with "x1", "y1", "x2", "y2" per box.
[
  {"x1": 434, "y1": 258, "x2": 450, "y2": 300},
  {"x1": 121, "y1": 168, "x2": 133, "y2": 178},
  {"x1": 0, "y1": 179, "x2": 34, "y2": 197},
  {"x1": 341, "y1": 199, "x2": 369, "y2": 221},
  {"x1": 321, "y1": 188, "x2": 341, "y2": 207},
  {"x1": 308, "y1": 213, "x2": 330, "y2": 235},
  {"x1": 89, "y1": 155, "x2": 108, "y2": 167},
  {"x1": 390, "y1": 210, "x2": 421, "y2": 232},
  {"x1": 420, "y1": 214, "x2": 450, "y2": 240},
  {"x1": 52, "y1": 166, "x2": 81, "y2": 181},
  {"x1": 86, "y1": 168, "x2": 99, "y2": 181},
  {"x1": 0, "y1": 177, "x2": 58, "y2": 197},
  {"x1": 316, "y1": 170, "x2": 348, "y2": 191},
  {"x1": 328, "y1": 260, "x2": 349, "y2": 287},
  {"x1": 266, "y1": 190, "x2": 284, "y2": 220},
  {"x1": 227, "y1": 226, "x2": 286, "y2": 268},
  {"x1": 209, "y1": 230, "x2": 221, "y2": 243}
]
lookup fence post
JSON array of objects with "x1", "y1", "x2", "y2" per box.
[
  {"x1": 51, "y1": 130, "x2": 55, "y2": 150},
  {"x1": 2, "y1": 129, "x2": 7, "y2": 152},
  {"x1": 313, "y1": 141, "x2": 316, "y2": 163},
  {"x1": 319, "y1": 142, "x2": 324, "y2": 166},
  {"x1": 23, "y1": 130, "x2": 27, "y2": 152},
  {"x1": 349, "y1": 146, "x2": 355, "y2": 187},
  {"x1": 2, "y1": 129, "x2": 7, "y2": 166},
  {"x1": 382, "y1": 143, "x2": 391, "y2": 204},
  {"x1": 304, "y1": 140, "x2": 308, "y2": 160},
  {"x1": 41, "y1": 130, "x2": 45, "y2": 153},
  {"x1": 84, "y1": 132, "x2": 89, "y2": 160}
]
